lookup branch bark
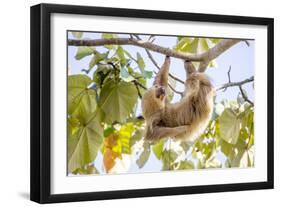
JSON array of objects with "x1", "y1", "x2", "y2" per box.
[
  {"x1": 133, "y1": 35, "x2": 185, "y2": 84},
  {"x1": 216, "y1": 76, "x2": 254, "y2": 91},
  {"x1": 68, "y1": 38, "x2": 240, "y2": 65}
]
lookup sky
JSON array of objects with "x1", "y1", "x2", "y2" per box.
[{"x1": 67, "y1": 32, "x2": 254, "y2": 174}]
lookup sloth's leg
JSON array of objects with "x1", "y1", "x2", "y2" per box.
[
  {"x1": 146, "y1": 125, "x2": 190, "y2": 140},
  {"x1": 184, "y1": 60, "x2": 196, "y2": 76},
  {"x1": 183, "y1": 61, "x2": 197, "y2": 97}
]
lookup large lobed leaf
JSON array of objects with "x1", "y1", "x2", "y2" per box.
[
  {"x1": 68, "y1": 110, "x2": 103, "y2": 173},
  {"x1": 219, "y1": 108, "x2": 241, "y2": 145},
  {"x1": 75, "y1": 46, "x2": 95, "y2": 60},
  {"x1": 67, "y1": 75, "x2": 103, "y2": 173},
  {"x1": 174, "y1": 37, "x2": 219, "y2": 69},
  {"x1": 99, "y1": 80, "x2": 138, "y2": 123},
  {"x1": 68, "y1": 75, "x2": 97, "y2": 120}
]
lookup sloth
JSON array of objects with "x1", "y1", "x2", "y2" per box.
[{"x1": 141, "y1": 56, "x2": 215, "y2": 142}]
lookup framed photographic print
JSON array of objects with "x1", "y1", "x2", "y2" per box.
[{"x1": 30, "y1": 3, "x2": 274, "y2": 203}]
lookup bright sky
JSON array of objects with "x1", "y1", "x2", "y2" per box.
[{"x1": 68, "y1": 32, "x2": 254, "y2": 174}]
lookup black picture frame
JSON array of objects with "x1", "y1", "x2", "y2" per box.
[{"x1": 30, "y1": 3, "x2": 274, "y2": 204}]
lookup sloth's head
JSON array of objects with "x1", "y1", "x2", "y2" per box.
[
  {"x1": 141, "y1": 85, "x2": 166, "y2": 118},
  {"x1": 154, "y1": 85, "x2": 166, "y2": 100}
]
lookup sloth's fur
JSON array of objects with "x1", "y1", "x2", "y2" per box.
[{"x1": 141, "y1": 56, "x2": 215, "y2": 142}]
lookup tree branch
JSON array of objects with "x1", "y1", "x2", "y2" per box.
[
  {"x1": 239, "y1": 85, "x2": 254, "y2": 106},
  {"x1": 144, "y1": 45, "x2": 185, "y2": 84},
  {"x1": 216, "y1": 76, "x2": 254, "y2": 91},
  {"x1": 129, "y1": 35, "x2": 185, "y2": 85},
  {"x1": 68, "y1": 38, "x2": 240, "y2": 64},
  {"x1": 217, "y1": 66, "x2": 254, "y2": 105},
  {"x1": 168, "y1": 83, "x2": 183, "y2": 97},
  {"x1": 132, "y1": 80, "x2": 147, "y2": 90},
  {"x1": 133, "y1": 81, "x2": 143, "y2": 99}
]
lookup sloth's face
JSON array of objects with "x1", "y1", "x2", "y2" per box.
[
  {"x1": 141, "y1": 85, "x2": 166, "y2": 118},
  {"x1": 154, "y1": 85, "x2": 166, "y2": 101}
]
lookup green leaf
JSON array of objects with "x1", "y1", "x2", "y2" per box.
[
  {"x1": 123, "y1": 49, "x2": 134, "y2": 60},
  {"x1": 187, "y1": 38, "x2": 199, "y2": 53},
  {"x1": 92, "y1": 64, "x2": 113, "y2": 87},
  {"x1": 174, "y1": 38, "x2": 219, "y2": 70},
  {"x1": 152, "y1": 139, "x2": 165, "y2": 159},
  {"x1": 102, "y1": 33, "x2": 118, "y2": 39},
  {"x1": 118, "y1": 123, "x2": 135, "y2": 154},
  {"x1": 75, "y1": 47, "x2": 95, "y2": 60},
  {"x1": 68, "y1": 116, "x2": 80, "y2": 137},
  {"x1": 210, "y1": 38, "x2": 221, "y2": 44},
  {"x1": 142, "y1": 70, "x2": 153, "y2": 79},
  {"x1": 68, "y1": 75, "x2": 97, "y2": 116},
  {"x1": 230, "y1": 145, "x2": 254, "y2": 168},
  {"x1": 161, "y1": 150, "x2": 178, "y2": 170},
  {"x1": 247, "y1": 146, "x2": 254, "y2": 167},
  {"x1": 177, "y1": 161, "x2": 194, "y2": 170},
  {"x1": 72, "y1": 32, "x2": 83, "y2": 39},
  {"x1": 174, "y1": 37, "x2": 194, "y2": 52},
  {"x1": 215, "y1": 103, "x2": 225, "y2": 116},
  {"x1": 136, "y1": 146, "x2": 151, "y2": 168},
  {"x1": 180, "y1": 141, "x2": 191, "y2": 153},
  {"x1": 68, "y1": 109, "x2": 103, "y2": 173},
  {"x1": 120, "y1": 67, "x2": 135, "y2": 82},
  {"x1": 99, "y1": 81, "x2": 138, "y2": 123},
  {"x1": 205, "y1": 156, "x2": 222, "y2": 168},
  {"x1": 103, "y1": 127, "x2": 115, "y2": 137},
  {"x1": 89, "y1": 51, "x2": 109, "y2": 69},
  {"x1": 201, "y1": 39, "x2": 210, "y2": 52},
  {"x1": 136, "y1": 52, "x2": 145, "y2": 71},
  {"x1": 208, "y1": 60, "x2": 218, "y2": 68},
  {"x1": 116, "y1": 46, "x2": 127, "y2": 65},
  {"x1": 219, "y1": 139, "x2": 234, "y2": 158},
  {"x1": 219, "y1": 108, "x2": 241, "y2": 144},
  {"x1": 230, "y1": 149, "x2": 245, "y2": 167},
  {"x1": 72, "y1": 164, "x2": 99, "y2": 175}
]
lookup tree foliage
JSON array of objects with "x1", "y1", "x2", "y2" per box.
[{"x1": 67, "y1": 33, "x2": 254, "y2": 174}]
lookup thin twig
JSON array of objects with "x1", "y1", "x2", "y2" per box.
[
  {"x1": 145, "y1": 49, "x2": 160, "y2": 69},
  {"x1": 168, "y1": 73, "x2": 185, "y2": 84},
  {"x1": 239, "y1": 85, "x2": 254, "y2": 106},
  {"x1": 168, "y1": 83, "x2": 183, "y2": 97},
  {"x1": 132, "y1": 80, "x2": 147, "y2": 90},
  {"x1": 223, "y1": 66, "x2": 232, "y2": 92},
  {"x1": 133, "y1": 81, "x2": 143, "y2": 99},
  {"x1": 133, "y1": 34, "x2": 185, "y2": 85},
  {"x1": 217, "y1": 65, "x2": 254, "y2": 105},
  {"x1": 244, "y1": 40, "x2": 250, "y2": 47},
  {"x1": 227, "y1": 66, "x2": 232, "y2": 83},
  {"x1": 216, "y1": 76, "x2": 254, "y2": 91}
]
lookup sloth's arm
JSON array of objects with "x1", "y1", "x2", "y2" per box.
[{"x1": 153, "y1": 56, "x2": 170, "y2": 87}]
